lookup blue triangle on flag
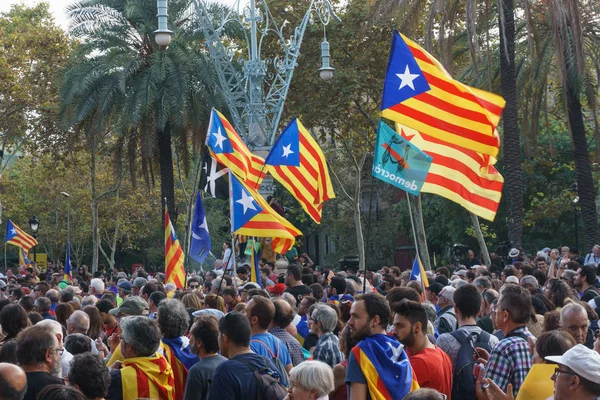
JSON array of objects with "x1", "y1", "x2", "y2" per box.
[
  {"x1": 381, "y1": 31, "x2": 431, "y2": 110},
  {"x1": 207, "y1": 110, "x2": 234, "y2": 154},
  {"x1": 231, "y1": 173, "x2": 263, "y2": 231},
  {"x1": 265, "y1": 119, "x2": 301, "y2": 167}
]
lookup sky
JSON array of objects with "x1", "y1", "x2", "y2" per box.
[{"x1": 1, "y1": 0, "x2": 71, "y2": 29}]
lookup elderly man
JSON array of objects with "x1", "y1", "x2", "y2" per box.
[
  {"x1": 268, "y1": 299, "x2": 304, "y2": 366},
  {"x1": 584, "y1": 245, "x2": 600, "y2": 265},
  {"x1": 17, "y1": 325, "x2": 64, "y2": 400},
  {"x1": 310, "y1": 305, "x2": 343, "y2": 368},
  {"x1": 34, "y1": 297, "x2": 55, "y2": 320},
  {"x1": 65, "y1": 310, "x2": 99, "y2": 355},
  {"x1": 37, "y1": 319, "x2": 74, "y2": 378},
  {"x1": 546, "y1": 344, "x2": 600, "y2": 400},
  {"x1": 0, "y1": 363, "x2": 27, "y2": 400},
  {"x1": 106, "y1": 316, "x2": 174, "y2": 400},
  {"x1": 89, "y1": 278, "x2": 105, "y2": 299},
  {"x1": 106, "y1": 296, "x2": 150, "y2": 366},
  {"x1": 434, "y1": 286, "x2": 457, "y2": 334},
  {"x1": 561, "y1": 302, "x2": 590, "y2": 347},
  {"x1": 158, "y1": 299, "x2": 199, "y2": 400}
]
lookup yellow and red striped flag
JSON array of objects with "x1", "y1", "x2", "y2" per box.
[
  {"x1": 121, "y1": 353, "x2": 175, "y2": 400},
  {"x1": 230, "y1": 172, "x2": 301, "y2": 254},
  {"x1": 165, "y1": 207, "x2": 185, "y2": 288},
  {"x1": 264, "y1": 118, "x2": 335, "y2": 223},
  {"x1": 381, "y1": 31, "x2": 505, "y2": 158},
  {"x1": 398, "y1": 123, "x2": 504, "y2": 221},
  {"x1": 206, "y1": 109, "x2": 266, "y2": 188},
  {"x1": 5, "y1": 219, "x2": 37, "y2": 252}
]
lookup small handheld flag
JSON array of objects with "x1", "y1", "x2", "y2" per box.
[
  {"x1": 5, "y1": 219, "x2": 38, "y2": 252},
  {"x1": 249, "y1": 240, "x2": 262, "y2": 288},
  {"x1": 19, "y1": 247, "x2": 31, "y2": 267},
  {"x1": 409, "y1": 255, "x2": 429, "y2": 302},
  {"x1": 165, "y1": 206, "x2": 185, "y2": 288},
  {"x1": 381, "y1": 31, "x2": 505, "y2": 158},
  {"x1": 372, "y1": 120, "x2": 432, "y2": 195},
  {"x1": 64, "y1": 242, "x2": 72, "y2": 282},
  {"x1": 189, "y1": 191, "x2": 211, "y2": 264},
  {"x1": 230, "y1": 172, "x2": 301, "y2": 254}
]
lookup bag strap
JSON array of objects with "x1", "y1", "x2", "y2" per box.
[{"x1": 252, "y1": 339, "x2": 277, "y2": 358}]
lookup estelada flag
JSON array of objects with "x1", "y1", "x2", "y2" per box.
[
  {"x1": 206, "y1": 109, "x2": 266, "y2": 189},
  {"x1": 165, "y1": 206, "x2": 185, "y2": 288},
  {"x1": 381, "y1": 31, "x2": 505, "y2": 159},
  {"x1": 230, "y1": 172, "x2": 301, "y2": 254},
  {"x1": 398, "y1": 123, "x2": 504, "y2": 221},
  {"x1": 264, "y1": 118, "x2": 335, "y2": 223},
  {"x1": 409, "y1": 255, "x2": 429, "y2": 302},
  {"x1": 5, "y1": 219, "x2": 37, "y2": 252}
]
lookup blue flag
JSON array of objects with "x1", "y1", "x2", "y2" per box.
[
  {"x1": 189, "y1": 191, "x2": 211, "y2": 263},
  {"x1": 264, "y1": 119, "x2": 301, "y2": 167},
  {"x1": 372, "y1": 120, "x2": 432, "y2": 195},
  {"x1": 64, "y1": 242, "x2": 72, "y2": 282}
]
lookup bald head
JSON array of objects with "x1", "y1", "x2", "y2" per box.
[
  {"x1": 67, "y1": 310, "x2": 90, "y2": 334},
  {"x1": 272, "y1": 300, "x2": 295, "y2": 329},
  {"x1": 0, "y1": 363, "x2": 27, "y2": 400}
]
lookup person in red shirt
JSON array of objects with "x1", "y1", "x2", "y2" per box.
[{"x1": 392, "y1": 300, "x2": 453, "y2": 399}]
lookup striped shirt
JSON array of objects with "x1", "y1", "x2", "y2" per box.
[{"x1": 268, "y1": 327, "x2": 304, "y2": 367}]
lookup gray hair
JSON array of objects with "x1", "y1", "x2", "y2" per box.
[
  {"x1": 81, "y1": 295, "x2": 98, "y2": 308},
  {"x1": 311, "y1": 305, "x2": 338, "y2": 333},
  {"x1": 520, "y1": 275, "x2": 539, "y2": 289},
  {"x1": 45, "y1": 289, "x2": 59, "y2": 303},
  {"x1": 34, "y1": 297, "x2": 51, "y2": 312},
  {"x1": 279, "y1": 292, "x2": 297, "y2": 309},
  {"x1": 211, "y1": 278, "x2": 224, "y2": 292},
  {"x1": 120, "y1": 316, "x2": 161, "y2": 357},
  {"x1": 289, "y1": 360, "x2": 334, "y2": 397},
  {"x1": 473, "y1": 277, "x2": 491, "y2": 291},
  {"x1": 37, "y1": 319, "x2": 64, "y2": 341},
  {"x1": 421, "y1": 302, "x2": 437, "y2": 324},
  {"x1": 164, "y1": 283, "x2": 176, "y2": 293},
  {"x1": 561, "y1": 302, "x2": 587, "y2": 324},
  {"x1": 67, "y1": 311, "x2": 90, "y2": 334},
  {"x1": 90, "y1": 278, "x2": 104, "y2": 294},
  {"x1": 157, "y1": 299, "x2": 189, "y2": 339},
  {"x1": 451, "y1": 279, "x2": 469, "y2": 289}
]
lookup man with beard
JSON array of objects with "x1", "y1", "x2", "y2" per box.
[
  {"x1": 17, "y1": 325, "x2": 64, "y2": 400},
  {"x1": 183, "y1": 315, "x2": 226, "y2": 400},
  {"x1": 346, "y1": 293, "x2": 417, "y2": 400},
  {"x1": 574, "y1": 265, "x2": 599, "y2": 302},
  {"x1": 392, "y1": 300, "x2": 452, "y2": 399}
]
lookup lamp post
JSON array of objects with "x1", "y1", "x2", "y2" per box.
[
  {"x1": 155, "y1": 0, "x2": 340, "y2": 152},
  {"x1": 60, "y1": 192, "x2": 71, "y2": 259},
  {"x1": 569, "y1": 183, "x2": 579, "y2": 250},
  {"x1": 28, "y1": 215, "x2": 40, "y2": 264}
]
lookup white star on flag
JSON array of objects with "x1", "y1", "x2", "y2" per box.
[
  {"x1": 396, "y1": 65, "x2": 420, "y2": 91},
  {"x1": 414, "y1": 272, "x2": 421, "y2": 282},
  {"x1": 10, "y1": 228, "x2": 16, "y2": 235},
  {"x1": 281, "y1": 143, "x2": 294, "y2": 158},
  {"x1": 236, "y1": 190, "x2": 257, "y2": 214},
  {"x1": 212, "y1": 126, "x2": 227, "y2": 149}
]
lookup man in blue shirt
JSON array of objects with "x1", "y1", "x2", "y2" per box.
[{"x1": 246, "y1": 295, "x2": 293, "y2": 373}]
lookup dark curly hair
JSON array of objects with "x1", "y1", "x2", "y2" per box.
[
  {"x1": 37, "y1": 385, "x2": 86, "y2": 400},
  {"x1": 545, "y1": 279, "x2": 573, "y2": 308},
  {"x1": 68, "y1": 353, "x2": 111, "y2": 399},
  {"x1": 158, "y1": 299, "x2": 189, "y2": 338}
]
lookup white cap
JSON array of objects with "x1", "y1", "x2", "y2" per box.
[
  {"x1": 470, "y1": 264, "x2": 481, "y2": 270},
  {"x1": 438, "y1": 286, "x2": 456, "y2": 301},
  {"x1": 546, "y1": 344, "x2": 600, "y2": 383},
  {"x1": 505, "y1": 276, "x2": 519, "y2": 284}
]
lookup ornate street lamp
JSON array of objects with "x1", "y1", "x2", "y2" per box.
[
  {"x1": 28, "y1": 215, "x2": 40, "y2": 263},
  {"x1": 154, "y1": 0, "x2": 174, "y2": 47}
]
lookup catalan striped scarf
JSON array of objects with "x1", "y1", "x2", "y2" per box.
[
  {"x1": 121, "y1": 354, "x2": 175, "y2": 400},
  {"x1": 162, "y1": 337, "x2": 200, "y2": 400},
  {"x1": 351, "y1": 334, "x2": 419, "y2": 400}
]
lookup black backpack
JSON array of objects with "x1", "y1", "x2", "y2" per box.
[
  {"x1": 450, "y1": 329, "x2": 493, "y2": 400},
  {"x1": 237, "y1": 356, "x2": 288, "y2": 400}
]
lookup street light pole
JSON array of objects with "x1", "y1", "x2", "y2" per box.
[
  {"x1": 61, "y1": 192, "x2": 71, "y2": 260},
  {"x1": 28, "y1": 215, "x2": 40, "y2": 264}
]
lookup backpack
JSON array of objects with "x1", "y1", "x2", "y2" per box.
[
  {"x1": 237, "y1": 356, "x2": 288, "y2": 400},
  {"x1": 251, "y1": 338, "x2": 290, "y2": 387},
  {"x1": 450, "y1": 329, "x2": 493, "y2": 400}
]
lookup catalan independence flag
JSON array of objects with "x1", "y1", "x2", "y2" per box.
[
  {"x1": 5, "y1": 219, "x2": 37, "y2": 252},
  {"x1": 264, "y1": 118, "x2": 335, "y2": 223},
  {"x1": 409, "y1": 255, "x2": 429, "y2": 302},
  {"x1": 207, "y1": 109, "x2": 266, "y2": 188},
  {"x1": 351, "y1": 334, "x2": 419, "y2": 400},
  {"x1": 398, "y1": 123, "x2": 504, "y2": 221},
  {"x1": 249, "y1": 240, "x2": 261, "y2": 287},
  {"x1": 18, "y1": 247, "x2": 31, "y2": 267},
  {"x1": 121, "y1": 354, "x2": 175, "y2": 400},
  {"x1": 230, "y1": 172, "x2": 301, "y2": 254},
  {"x1": 381, "y1": 31, "x2": 505, "y2": 159},
  {"x1": 162, "y1": 337, "x2": 199, "y2": 400},
  {"x1": 165, "y1": 206, "x2": 185, "y2": 288}
]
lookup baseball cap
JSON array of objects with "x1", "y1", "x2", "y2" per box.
[
  {"x1": 239, "y1": 282, "x2": 261, "y2": 292},
  {"x1": 267, "y1": 283, "x2": 286, "y2": 296},
  {"x1": 117, "y1": 280, "x2": 132, "y2": 292},
  {"x1": 426, "y1": 282, "x2": 444, "y2": 295},
  {"x1": 109, "y1": 296, "x2": 149, "y2": 316},
  {"x1": 455, "y1": 270, "x2": 467, "y2": 277},
  {"x1": 133, "y1": 277, "x2": 148, "y2": 288},
  {"x1": 438, "y1": 286, "x2": 456, "y2": 301},
  {"x1": 505, "y1": 276, "x2": 519, "y2": 284},
  {"x1": 192, "y1": 308, "x2": 225, "y2": 319},
  {"x1": 545, "y1": 344, "x2": 600, "y2": 384}
]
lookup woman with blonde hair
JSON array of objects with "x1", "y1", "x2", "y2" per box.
[{"x1": 203, "y1": 293, "x2": 227, "y2": 314}]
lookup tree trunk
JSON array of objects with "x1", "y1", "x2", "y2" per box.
[
  {"x1": 413, "y1": 195, "x2": 431, "y2": 270},
  {"x1": 470, "y1": 212, "x2": 492, "y2": 265},
  {"x1": 158, "y1": 124, "x2": 177, "y2": 225},
  {"x1": 354, "y1": 157, "x2": 366, "y2": 274},
  {"x1": 90, "y1": 131, "x2": 99, "y2": 274},
  {"x1": 499, "y1": 0, "x2": 523, "y2": 247},
  {"x1": 565, "y1": 76, "x2": 598, "y2": 252}
]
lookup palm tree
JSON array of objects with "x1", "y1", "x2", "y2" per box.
[{"x1": 60, "y1": 0, "x2": 221, "y2": 227}]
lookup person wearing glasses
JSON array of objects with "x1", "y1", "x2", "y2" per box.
[{"x1": 16, "y1": 325, "x2": 65, "y2": 400}]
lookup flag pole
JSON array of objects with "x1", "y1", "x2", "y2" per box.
[
  {"x1": 405, "y1": 192, "x2": 421, "y2": 266},
  {"x1": 4, "y1": 242, "x2": 6, "y2": 271}
]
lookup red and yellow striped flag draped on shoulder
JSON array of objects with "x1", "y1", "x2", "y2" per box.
[
  {"x1": 165, "y1": 207, "x2": 185, "y2": 288},
  {"x1": 397, "y1": 123, "x2": 504, "y2": 221},
  {"x1": 121, "y1": 354, "x2": 175, "y2": 400},
  {"x1": 162, "y1": 344, "x2": 188, "y2": 400},
  {"x1": 381, "y1": 31, "x2": 505, "y2": 159}
]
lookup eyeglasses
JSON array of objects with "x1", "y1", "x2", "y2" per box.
[
  {"x1": 189, "y1": 284, "x2": 200, "y2": 289},
  {"x1": 553, "y1": 368, "x2": 578, "y2": 378},
  {"x1": 54, "y1": 348, "x2": 64, "y2": 356}
]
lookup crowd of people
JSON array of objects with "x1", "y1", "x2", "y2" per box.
[{"x1": 1, "y1": 244, "x2": 600, "y2": 400}]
